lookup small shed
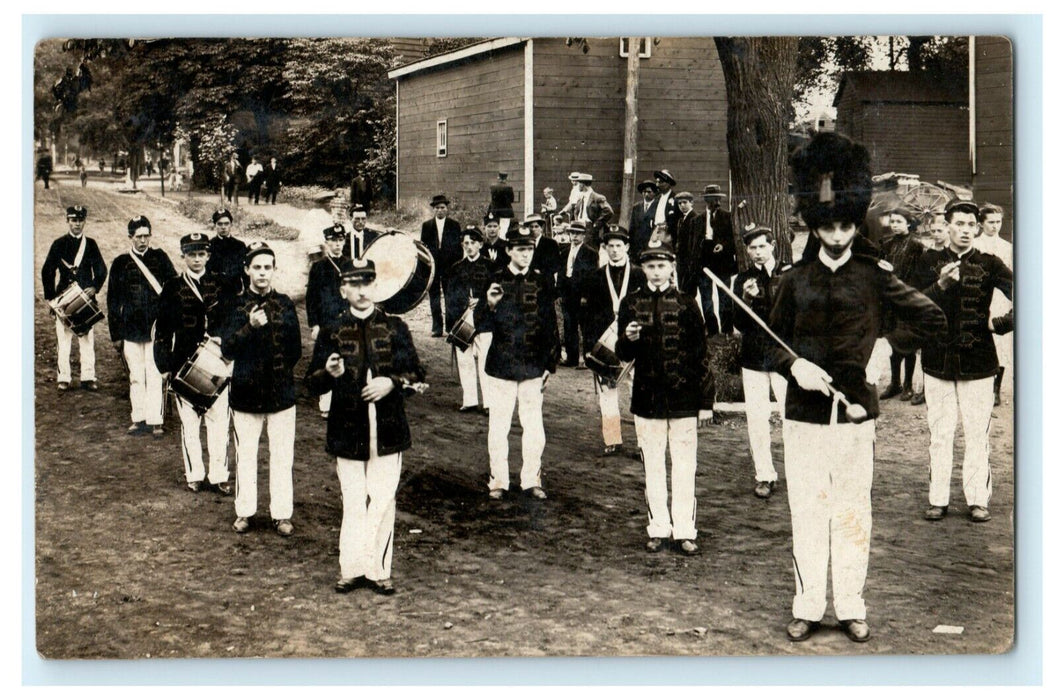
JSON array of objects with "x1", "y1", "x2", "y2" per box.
[{"x1": 388, "y1": 37, "x2": 730, "y2": 219}]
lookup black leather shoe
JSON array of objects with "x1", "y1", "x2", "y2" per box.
[
  {"x1": 210, "y1": 481, "x2": 233, "y2": 496},
  {"x1": 127, "y1": 421, "x2": 147, "y2": 435},
  {"x1": 900, "y1": 388, "x2": 914, "y2": 401},
  {"x1": 431, "y1": 331, "x2": 444, "y2": 338},
  {"x1": 186, "y1": 481, "x2": 203, "y2": 493},
  {"x1": 458, "y1": 405, "x2": 478, "y2": 413},
  {"x1": 839, "y1": 619, "x2": 871, "y2": 643},
  {"x1": 334, "y1": 576, "x2": 368, "y2": 594},
  {"x1": 675, "y1": 539, "x2": 700, "y2": 556},
  {"x1": 81, "y1": 380, "x2": 99, "y2": 392},
  {"x1": 969, "y1": 506, "x2": 992, "y2": 522},
  {"x1": 786, "y1": 618, "x2": 821, "y2": 642},
  {"x1": 754, "y1": 481, "x2": 774, "y2": 499},
  {"x1": 645, "y1": 538, "x2": 666, "y2": 553},
  {"x1": 910, "y1": 392, "x2": 926, "y2": 406},
  {"x1": 370, "y1": 578, "x2": 396, "y2": 595},
  {"x1": 57, "y1": 381, "x2": 71, "y2": 392},
  {"x1": 603, "y1": 444, "x2": 620, "y2": 456},
  {"x1": 478, "y1": 406, "x2": 490, "y2": 416},
  {"x1": 879, "y1": 384, "x2": 901, "y2": 400},
  {"x1": 924, "y1": 505, "x2": 948, "y2": 521}
]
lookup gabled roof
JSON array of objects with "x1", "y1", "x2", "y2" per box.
[
  {"x1": 388, "y1": 37, "x2": 526, "y2": 79},
  {"x1": 833, "y1": 70, "x2": 967, "y2": 107}
]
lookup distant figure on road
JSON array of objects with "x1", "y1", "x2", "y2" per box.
[
  {"x1": 351, "y1": 169, "x2": 372, "y2": 214},
  {"x1": 36, "y1": 152, "x2": 53, "y2": 190},
  {"x1": 223, "y1": 152, "x2": 242, "y2": 206},
  {"x1": 488, "y1": 172, "x2": 516, "y2": 237},
  {"x1": 265, "y1": 157, "x2": 282, "y2": 204},
  {"x1": 246, "y1": 156, "x2": 265, "y2": 205}
]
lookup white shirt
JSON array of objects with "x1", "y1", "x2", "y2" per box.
[
  {"x1": 654, "y1": 191, "x2": 672, "y2": 226},
  {"x1": 350, "y1": 305, "x2": 376, "y2": 320},
  {"x1": 435, "y1": 217, "x2": 447, "y2": 246},
  {"x1": 974, "y1": 233, "x2": 1013, "y2": 269},
  {"x1": 646, "y1": 281, "x2": 671, "y2": 293},
  {"x1": 246, "y1": 162, "x2": 264, "y2": 179},
  {"x1": 566, "y1": 243, "x2": 582, "y2": 277},
  {"x1": 818, "y1": 247, "x2": 852, "y2": 272}
]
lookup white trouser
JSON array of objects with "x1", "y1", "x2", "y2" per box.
[
  {"x1": 456, "y1": 332, "x2": 494, "y2": 409},
  {"x1": 176, "y1": 389, "x2": 230, "y2": 485},
  {"x1": 55, "y1": 317, "x2": 96, "y2": 383},
  {"x1": 487, "y1": 376, "x2": 545, "y2": 491},
  {"x1": 123, "y1": 340, "x2": 164, "y2": 425},
  {"x1": 924, "y1": 375, "x2": 994, "y2": 508},
  {"x1": 634, "y1": 415, "x2": 698, "y2": 540},
  {"x1": 784, "y1": 418, "x2": 875, "y2": 622},
  {"x1": 911, "y1": 350, "x2": 925, "y2": 394},
  {"x1": 741, "y1": 368, "x2": 787, "y2": 483},
  {"x1": 318, "y1": 391, "x2": 332, "y2": 413},
  {"x1": 596, "y1": 375, "x2": 626, "y2": 447},
  {"x1": 994, "y1": 332, "x2": 1013, "y2": 371},
  {"x1": 232, "y1": 406, "x2": 296, "y2": 519}
]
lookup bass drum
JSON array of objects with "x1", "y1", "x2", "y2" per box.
[{"x1": 363, "y1": 231, "x2": 435, "y2": 314}]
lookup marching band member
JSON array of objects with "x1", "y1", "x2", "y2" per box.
[
  {"x1": 154, "y1": 233, "x2": 231, "y2": 494},
  {"x1": 305, "y1": 258, "x2": 426, "y2": 596},
  {"x1": 106, "y1": 215, "x2": 177, "y2": 436},
  {"x1": 917, "y1": 200, "x2": 1013, "y2": 524},
  {"x1": 41, "y1": 205, "x2": 108, "y2": 391},
  {"x1": 474, "y1": 228, "x2": 560, "y2": 501},
  {"x1": 616, "y1": 240, "x2": 714, "y2": 555},
  {"x1": 205, "y1": 209, "x2": 247, "y2": 305},
  {"x1": 481, "y1": 212, "x2": 510, "y2": 269},
  {"x1": 581, "y1": 225, "x2": 645, "y2": 456},
  {"x1": 307, "y1": 223, "x2": 350, "y2": 418},
  {"x1": 775, "y1": 131, "x2": 945, "y2": 643},
  {"x1": 446, "y1": 227, "x2": 495, "y2": 414},
  {"x1": 731, "y1": 224, "x2": 789, "y2": 499},
  {"x1": 220, "y1": 242, "x2": 302, "y2": 537}
]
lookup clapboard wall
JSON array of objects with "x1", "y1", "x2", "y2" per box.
[
  {"x1": 396, "y1": 44, "x2": 525, "y2": 215},
  {"x1": 973, "y1": 36, "x2": 1014, "y2": 240}
]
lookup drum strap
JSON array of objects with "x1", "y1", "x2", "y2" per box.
[
  {"x1": 605, "y1": 264, "x2": 631, "y2": 315},
  {"x1": 130, "y1": 250, "x2": 164, "y2": 296},
  {"x1": 183, "y1": 272, "x2": 203, "y2": 303},
  {"x1": 72, "y1": 234, "x2": 87, "y2": 270}
]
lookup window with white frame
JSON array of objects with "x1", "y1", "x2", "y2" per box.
[
  {"x1": 619, "y1": 38, "x2": 651, "y2": 58},
  {"x1": 437, "y1": 120, "x2": 447, "y2": 158}
]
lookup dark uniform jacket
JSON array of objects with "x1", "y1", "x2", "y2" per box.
[
  {"x1": 306, "y1": 255, "x2": 349, "y2": 329},
  {"x1": 880, "y1": 233, "x2": 926, "y2": 287},
  {"x1": 732, "y1": 261, "x2": 790, "y2": 372},
  {"x1": 41, "y1": 233, "x2": 108, "y2": 301},
  {"x1": 582, "y1": 262, "x2": 646, "y2": 349},
  {"x1": 700, "y1": 206, "x2": 738, "y2": 279},
  {"x1": 916, "y1": 246, "x2": 1013, "y2": 381},
  {"x1": 629, "y1": 199, "x2": 659, "y2": 259},
  {"x1": 153, "y1": 272, "x2": 225, "y2": 375},
  {"x1": 557, "y1": 242, "x2": 598, "y2": 298},
  {"x1": 673, "y1": 211, "x2": 706, "y2": 291},
  {"x1": 206, "y1": 235, "x2": 249, "y2": 302},
  {"x1": 220, "y1": 288, "x2": 302, "y2": 413},
  {"x1": 530, "y1": 235, "x2": 563, "y2": 282},
  {"x1": 474, "y1": 265, "x2": 560, "y2": 381},
  {"x1": 106, "y1": 249, "x2": 177, "y2": 342},
  {"x1": 342, "y1": 227, "x2": 383, "y2": 260},
  {"x1": 481, "y1": 239, "x2": 510, "y2": 270},
  {"x1": 766, "y1": 252, "x2": 947, "y2": 424},
  {"x1": 445, "y1": 255, "x2": 493, "y2": 332},
  {"x1": 616, "y1": 283, "x2": 715, "y2": 419},
  {"x1": 488, "y1": 183, "x2": 516, "y2": 218},
  {"x1": 421, "y1": 217, "x2": 463, "y2": 285},
  {"x1": 305, "y1": 307, "x2": 425, "y2": 460}
]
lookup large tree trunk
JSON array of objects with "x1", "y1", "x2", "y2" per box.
[{"x1": 714, "y1": 37, "x2": 798, "y2": 265}]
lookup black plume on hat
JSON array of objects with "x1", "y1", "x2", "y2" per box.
[{"x1": 790, "y1": 131, "x2": 872, "y2": 230}]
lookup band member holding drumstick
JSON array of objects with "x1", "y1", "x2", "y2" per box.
[
  {"x1": 474, "y1": 228, "x2": 560, "y2": 501},
  {"x1": 421, "y1": 194, "x2": 462, "y2": 337},
  {"x1": 154, "y1": 233, "x2": 232, "y2": 494},
  {"x1": 582, "y1": 225, "x2": 645, "y2": 456},
  {"x1": 107, "y1": 215, "x2": 177, "y2": 436},
  {"x1": 481, "y1": 213, "x2": 509, "y2": 269},
  {"x1": 731, "y1": 223, "x2": 790, "y2": 499},
  {"x1": 774, "y1": 131, "x2": 945, "y2": 643},
  {"x1": 220, "y1": 242, "x2": 302, "y2": 537},
  {"x1": 206, "y1": 209, "x2": 248, "y2": 306},
  {"x1": 916, "y1": 199, "x2": 1013, "y2": 524},
  {"x1": 306, "y1": 258, "x2": 427, "y2": 596},
  {"x1": 307, "y1": 224, "x2": 350, "y2": 418},
  {"x1": 41, "y1": 205, "x2": 108, "y2": 391},
  {"x1": 616, "y1": 240, "x2": 715, "y2": 555},
  {"x1": 446, "y1": 227, "x2": 495, "y2": 414}
]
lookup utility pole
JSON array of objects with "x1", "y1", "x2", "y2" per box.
[{"x1": 618, "y1": 38, "x2": 641, "y2": 229}]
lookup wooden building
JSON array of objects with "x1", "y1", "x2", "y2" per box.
[
  {"x1": 388, "y1": 37, "x2": 730, "y2": 219},
  {"x1": 971, "y1": 37, "x2": 1013, "y2": 238}
]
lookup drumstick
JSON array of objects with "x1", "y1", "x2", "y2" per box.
[{"x1": 702, "y1": 268, "x2": 869, "y2": 423}]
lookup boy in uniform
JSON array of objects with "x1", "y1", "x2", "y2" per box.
[
  {"x1": 446, "y1": 227, "x2": 495, "y2": 414},
  {"x1": 616, "y1": 241, "x2": 715, "y2": 555},
  {"x1": 480, "y1": 212, "x2": 510, "y2": 269},
  {"x1": 206, "y1": 209, "x2": 248, "y2": 305},
  {"x1": 306, "y1": 258, "x2": 426, "y2": 596},
  {"x1": 917, "y1": 200, "x2": 1013, "y2": 523},
  {"x1": 154, "y1": 233, "x2": 232, "y2": 493},
  {"x1": 220, "y1": 242, "x2": 303, "y2": 536},
  {"x1": 474, "y1": 228, "x2": 560, "y2": 500},
  {"x1": 107, "y1": 215, "x2": 177, "y2": 436},
  {"x1": 774, "y1": 132, "x2": 946, "y2": 644},
  {"x1": 582, "y1": 225, "x2": 646, "y2": 456},
  {"x1": 307, "y1": 224, "x2": 350, "y2": 417},
  {"x1": 731, "y1": 224, "x2": 789, "y2": 498}
]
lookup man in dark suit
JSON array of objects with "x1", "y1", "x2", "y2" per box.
[
  {"x1": 488, "y1": 172, "x2": 516, "y2": 237},
  {"x1": 653, "y1": 169, "x2": 680, "y2": 236},
  {"x1": 342, "y1": 204, "x2": 383, "y2": 260},
  {"x1": 420, "y1": 194, "x2": 462, "y2": 336},
  {"x1": 700, "y1": 185, "x2": 738, "y2": 334},
  {"x1": 525, "y1": 213, "x2": 561, "y2": 282},
  {"x1": 671, "y1": 192, "x2": 709, "y2": 330},
  {"x1": 559, "y1": 173, "x2": 614, "y2": 249},
  {"x1": 350, "y1": 169, "x2": 373, "y2": 214},
  {"x1": 629, "y1": 180, "x2": 660, "y2": 260},
  {"x1": 557, "y1": 222, "x2": 598, "y2": 368}
]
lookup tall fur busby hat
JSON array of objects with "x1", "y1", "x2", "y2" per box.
[{"x1": 790, "y1": 131, "x2": 873, "y2": 231}]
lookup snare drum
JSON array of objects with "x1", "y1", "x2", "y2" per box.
[
  {"x1": 446, "y1": 299, "x2": 478, "y2": 351},
  {"x1": 585, "y1": 321, "x2": 634, "y2": 388},
  {"x1": 50, "y1": 282, "x2": 104, "y2": 336},
  {"x1": 171, "y1": 338, "x2": 232, "y2": 412},
  {"x1": 363, "y1": 231, "x2": 435, "y2": 314}
]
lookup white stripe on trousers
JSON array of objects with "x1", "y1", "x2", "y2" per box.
[
  {"x1": 634, "y1": 415, "x2": 698, "y2": 540},
  {"x1": 487, "y1": 375, "x2": 545, "y2": 491},
  {"x1": 176, "y1": 389, "x2": 230, "y2": 485},
  {"x1": 924, "y1": 374, "x2": 994, "y2": 508},
  {"x1": 741, "y1": 368, "x2": 787, "y2": 483},
  {"x1": 784, "y1": 418, "x2": 875, "y2": 622},
  {"x1": 456, "y1": 332, "x2": 494, "y2": 409},
  {"x1": 232, "y1": 406, "x2": 296, "y2": 519},
  {"x1": 54, "y1": 317, "x2": 96, "y2": 382},
  {"x1": 123, "y1": 340, "x2": 164, "y2": 425}
]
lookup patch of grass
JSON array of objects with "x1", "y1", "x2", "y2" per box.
[
  {"x1": 709, "y1": 333, "x2": 745, "y2": 403},
  {"x1": 172, "y1": 198, "x2": 300, "y2": 241}
]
